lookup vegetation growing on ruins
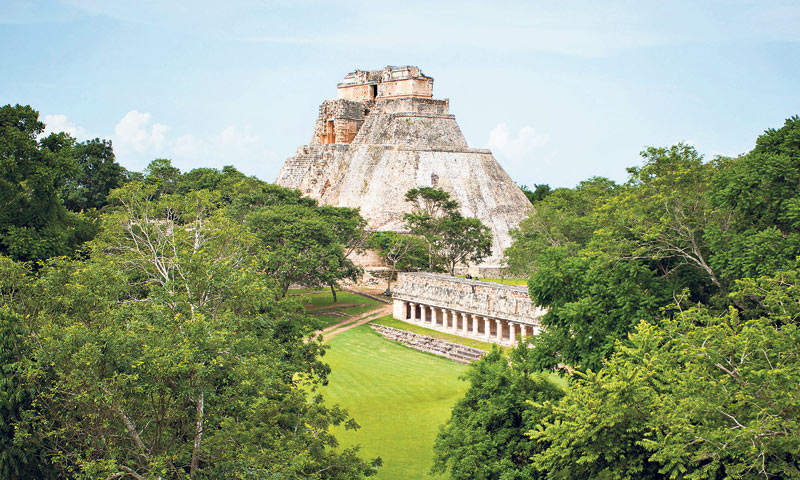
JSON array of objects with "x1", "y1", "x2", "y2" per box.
[{"x1": 433, "y1": 115, "x2": 800, "y2": 480}]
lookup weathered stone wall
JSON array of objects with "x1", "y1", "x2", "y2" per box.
[
  {"x1": 382, "y1": 97, "x2": 449, "y2": 115},
  {"x1": 392, "y1": 272, "x2": 545, "y2": 326},
  {"x1": 370, "y1": 324, "x2": 486, "y2": 363},
  {"x1": 377, "y1": 78, "x2": 433, "y2": 99}
]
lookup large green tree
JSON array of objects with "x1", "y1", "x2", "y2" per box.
[
  {"x1": 246, "y1": 204, "x2": 361, "y2": 299},
  {"x1": 0, "y1": 104, "x2": 93, "y2": 262},
  {"x1": 0, "y1": 182, "x2": 378, "y2": 479},
  {"x1": 62, "y1": 138, "x2": 126, "y2": 212},
  {"x1": 368, "y1": 231, "x2": 428, "y2": 293},
  {"x1": 505, "y1": 177, "x2": 617, "y2": 275},
  {"x1": 403, "y1": 187, "x2": 492, "y2": 274},
  {"x1": 438, "y1": 214, "x2": 492, "y2": 275},
  {"x1": 531, "y1": 270, "x2": 800, "y2": 479},
  {"x1": 432, "y1": 345, "x2": 564, "y2": 480}
]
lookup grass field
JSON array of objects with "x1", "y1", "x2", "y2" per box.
[
  {"x1": 292, "y1": 288, "x2": 383, "y2": 328},
  {"x1": 323, "y1": 324, "x2": 469, "y2": 480}
]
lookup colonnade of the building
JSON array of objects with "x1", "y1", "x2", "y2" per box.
[{"x1": 395, "y1": 300, "x2": 538, "y2": 345}]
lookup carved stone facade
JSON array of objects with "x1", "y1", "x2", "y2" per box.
[
  {"x1": 391, "y1": 272, "x2": 545, "y2": 345},
  {"x1": 276, "y1": 66, "x2": 532, "y2": 270}
]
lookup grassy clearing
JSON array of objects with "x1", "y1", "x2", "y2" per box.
[
  {"x1": 323, "y1": 325, "x2": 469, "y2": 480},
  {"x1": 291, "y1": 289, "x2": 383, "y2": 329},
  {"x1": 371, "y1": 314, "x2": 507, "y2": 353}
]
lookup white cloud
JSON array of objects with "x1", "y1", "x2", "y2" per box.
[
  {"x1": 487, "y1": 123, "x2": 549, "y2": 161},
  {"x1": 42, "y1": 114, "x2": 88, "y2": 139},
  {"x1": 486, "y1": 123, "x2": 553, "y2": 187},
  {"x1": 114, "y1": 110, "x2": 171, "y2": 154},
  {"x1": 111, "y1": 110, "x2": 273, "y2": 177}
]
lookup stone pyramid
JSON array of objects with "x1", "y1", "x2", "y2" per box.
[{"x1": 276, "y1": 66, "x2": 531, "y2": 272}]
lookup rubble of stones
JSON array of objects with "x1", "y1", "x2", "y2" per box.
[{"x1": 370, "y1": 324, "x2": 486, "y2": 364}]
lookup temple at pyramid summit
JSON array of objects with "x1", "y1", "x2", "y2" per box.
[{"x1": 276, "y1": 66, "x2": 532, "y2": 273}]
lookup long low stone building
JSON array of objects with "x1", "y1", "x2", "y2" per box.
[{"x1": 391, "y1": 272, "x2": 545, "y2": 345}]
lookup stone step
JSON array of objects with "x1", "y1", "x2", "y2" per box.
[{"x1": 369, "y1": 324, "x2": 487, "y2": 364}]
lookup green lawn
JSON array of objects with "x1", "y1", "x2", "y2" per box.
[
  {"x1": 291, "y1": 289, "x2": 383, "y2": 328},
  {"x1": 323, "y1": 325, "x2": 469, "y2": 480},
  {"x1": 371, "y1": 314, "x2": 507, "y2": 352}
]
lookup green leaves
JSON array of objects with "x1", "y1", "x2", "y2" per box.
[
  {"x1": 402, "y1": 187, "x2": 493, "y2": 274},
  {"x1": 432, "y1": 345, "x2": 564, "y2": 480}
]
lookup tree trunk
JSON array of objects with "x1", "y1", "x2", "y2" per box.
[
  {"x1": 329, "y1": 283, "x2": 337, "y2": 303},
  {"x1": 190, "y1": 392, "x2": 204, "y2": 479}
]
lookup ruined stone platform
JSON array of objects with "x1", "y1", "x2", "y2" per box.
[{"x1": 369, "y1": 323, "x2": 486, "y2": 364}]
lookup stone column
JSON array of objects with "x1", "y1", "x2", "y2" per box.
[
  {"x1": 392, "y1": 299, "x2": 406, "y2": 321},
  {"x1": 468, "y1": 315, "x2": 475, "y2": 336},
  {"x1": 449, "y1": 311, "x2": 458, "y2": 333},
  {"x1": 510, "y1": 323, "x2": 519, "y2": 344},
  {"x1": 496, "y1": 319, "x2": 504, "y2": 342},
  {"x1": 461, "y1": 312, "x2": 468, "y2": 335},
  {"x1": 519, "y1": 324, "x2": 527, "y2": 342},
  {"x1": 483, "y1": 317, "x2": 491, "y2": 340},
  {"x1": 421, "y1": 305, "x2": 429, "y2": 325},
  {"x1": 408, "y1": 302, "x2": 417, "y2": 323}
]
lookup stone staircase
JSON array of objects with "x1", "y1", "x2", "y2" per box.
[
  {"x1": 370, "y1": 324, "x2": 486, "y2": 364},
  {"x1": 350, "y1": 102, "x2": 384, "y2": 144},
  {"x1": 275, "y1": 145, "x2": 326, "y2": 187}
]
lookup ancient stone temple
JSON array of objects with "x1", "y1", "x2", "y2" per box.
[
  {"x1": 276, "y1": 66, "x2": 531, "y2": 271},
  {"x1": 392, "y1": 272, "x2": 545, "y2": 345}
]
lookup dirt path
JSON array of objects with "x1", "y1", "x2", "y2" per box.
[{"x1": 321, "y1": 304, "x2": 392, "y2": 343}]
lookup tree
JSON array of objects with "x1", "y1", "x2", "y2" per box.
[
  {"x1": 62, "y1": 138, "x2": 126, "y2": 212},
  {"x1": 144, "y1": 158, "x2": 181, "y2": 195},
  {"x1": 527, "y1": 247, "x2": 670, "y2": 372},
  {"x1": 438, "y1": 214, "x2": 492, "y2": 275},
  {"x1": 2, "y1": 183, "x2": 379, "y2": 479},
  {"x1": 246, "y1": 204, "x2": 360, "y2": 299},
  {"x1": 317, "y1": 205, "x2": 369, "y2": 300},
  {"x1": 403, "y1": 187, "x2": 458, "y2": 270},
  {"x1": 403, "y1": 187, "x2": 492, "y2": 274},
  {"x1": 432, "y1": 345, "x2": 564, "y2": 480},
  {"x1": 519, "y1": 184, "x2": 552, "y2": 203},
  {"x1": 531, "y1": 272, "x2": 800, "y2": 479},
  {"x1": 707, "y1": 116, "x2": 800, "y2": 281},
  {"x1": 0, "y1": 104, "x2": 93, "y2": 263},
  {"x1": 601, "y1": 144, "x2": 722, "y2": 295},
  {"x1": 505, "y1": 177, "x2": 617, "y2": 275},
  {"x1": 368, "y1": 232, "x2": 427, "y2": 293}
]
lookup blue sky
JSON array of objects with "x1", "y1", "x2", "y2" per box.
[{"x1": 2, "y1": 0, "x2": 799, "y2": 188}]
